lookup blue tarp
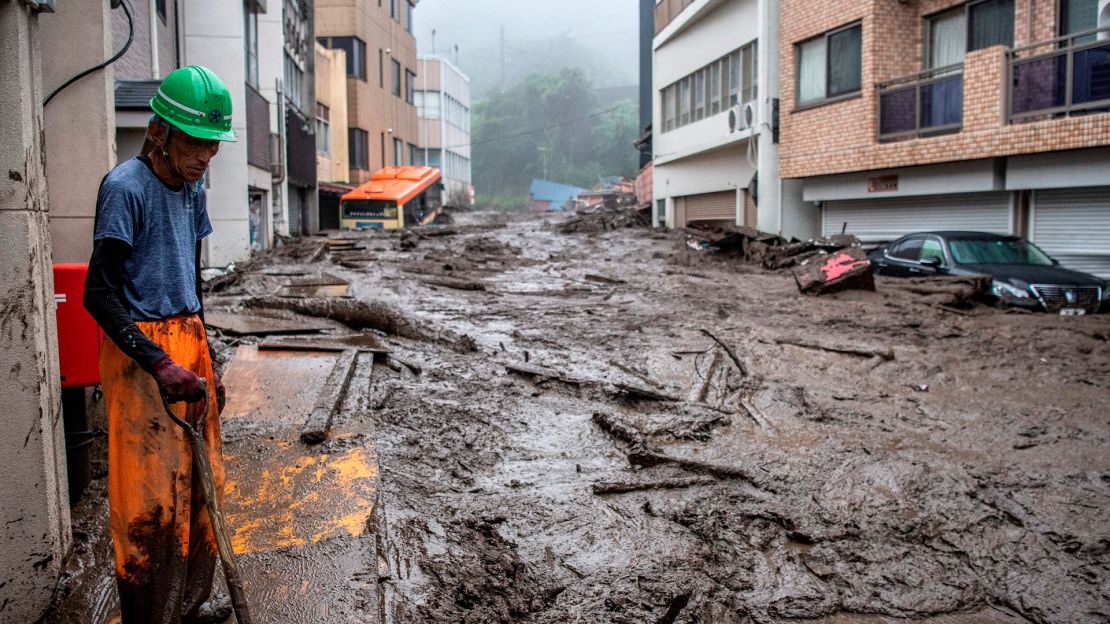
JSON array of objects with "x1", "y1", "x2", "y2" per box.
[{"x1": 529, "y1": 179, "x2": 587, "y2": 211}]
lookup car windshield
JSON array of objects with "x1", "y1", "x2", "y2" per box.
[{"x1": 948, "y1": 238, "x2": 1054, "y2": 265}]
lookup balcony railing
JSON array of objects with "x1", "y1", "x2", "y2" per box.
[
  {"x1": 877, "y1": 64, "x2": 963, "y2": 142},
  {"x1": 1008, "y1": 26, "x2": 1110, "y2": 123}
]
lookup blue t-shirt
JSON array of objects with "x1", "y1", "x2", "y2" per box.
[{"x1": 93, "y1": 157, "x2": 212, "y2": 321}]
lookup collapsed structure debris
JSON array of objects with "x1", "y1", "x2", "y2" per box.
[{"x1": 557, "y1": 204, "x2": 651, "y2": 234}]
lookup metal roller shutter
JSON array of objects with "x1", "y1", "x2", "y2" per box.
[
  {"x1": 823, "y1": 192, "x2": 1012, "y2": 243},
  {"x1": 684, "y1": 191, "x2": 736, "y2": 222},
  {"x1": 1032, "y1": 187, "x2": 1110, "y2": 279}
]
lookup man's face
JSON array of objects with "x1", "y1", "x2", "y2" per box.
[{"x1": 150, "y1": 121, "x2": 220, "y2": 183}]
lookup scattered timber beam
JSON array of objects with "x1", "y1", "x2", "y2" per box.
[
  {"x1": 699, "y1": 329, "x2": 748, "y2": 377},
  {"x1": 774, "y1": 335, "x2": 895, "y2": 361},
  {"x1": 415, "y1": 275, "x2": 488, "y2": 291},
  {"x1": 301, "y1": 349, "x2": 359, "y2": 444},
  {"x1": 591, "y1": 476, "x2": 716, "y2": 495}
]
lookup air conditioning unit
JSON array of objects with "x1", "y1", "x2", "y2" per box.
[
  {"x1": 727, "y1": 104, "x2": 746, "y2": 133},
  {"x1": 743, "y1": 101, "x2": 758, "y2": 130},
  {"x1": 728, "y1": 102, "x2": 759, "y2": 133}
]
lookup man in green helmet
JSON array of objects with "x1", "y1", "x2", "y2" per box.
[{"x1": 84, "y1": 65, "x2": 237, "y2": 624}]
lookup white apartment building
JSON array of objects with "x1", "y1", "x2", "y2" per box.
[
  {"x1": 652, "y1": 0, "x2": 816, "y2": 239},
  {"x1": 415, "y1": 56, "x2": 473, "y2": 206}
]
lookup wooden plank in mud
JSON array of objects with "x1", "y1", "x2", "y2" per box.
[{"x1": 301, "y1": 349, "x2": 359, "y2": 444}]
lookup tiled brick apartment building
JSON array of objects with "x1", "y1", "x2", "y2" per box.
[{"x1": 778, "y1": 0, "x2": 1110, "y2": 277}]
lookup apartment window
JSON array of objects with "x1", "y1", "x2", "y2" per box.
[
  {"x1": 284, "y1": 53, "x2": 304, "y2": 110},
  {"x1": 391, "y1": 0, "x2": 398, "y2": 20},
  {"x1": 709, "y1": 62, "x2": 721, "y2": 114},
  {"x1": 926, "y1": 6, "x2": 966, "y2": 68},
  {"x1": 319, "y1": 36, "x2": 367, "y2": 80},
  {"x1": 694, "y1": 69, "x2": 705, "y2": 120},
  {"x1": 925, "y1": 0, "x2": 1014, "y2": 68},
  {"x1": 1059, "y1": 0, "x2": 1100, "y2": 40},
  {"x1": 405, "y1": 1, "x2": 414, "y2": 33},
  {"x1": 661, "y1": 85, "x2": 675, "y2": 131},
  {"x1": 393, "y1": 138, "x2": 403, "y2": 165},
  {"x1": 679, "y1": 77, "x2": 691, "y2": 125},
  {"x1": 379, "y1": 49, "x2": 385, "y2": 88},
  {"x1": 380, "y1": 133, "x2": 386, "y2": 169},
  {"x1": 796, "y1": 22, "x2": 862, "y2": 107},
  {"x1": 392, "y1": 59, "x2": 402, "y2": 97},
  {"x1": 406, "y1": 70, "x2": 417, "y2": 105},
  {"x1": 349, "y1": 128, "x2": 369, "y2": 170},
  {"x1": 660, "y1": 41, "x2": 757, "y2": 133},
  {"x1": 244, "y1": 4, "x2": 259, "y2": 88},
  {"x1": 156, "y1": 0, "x2": 166, "y2": 23},
  {"x1": 409, "y1": 143, "x2": 420, "y2": 166},
  {"x1": 416, "y1": 90, "x2": 442, "y2": 118},
  {"x1": 743, "y1": 41, "x2": 758, "y2": 104},
  {"x1": 968, "y1": 0, "x2": 1014, "y2": 50},
  {"x1": 316, "y1": 104, "x2": 330, "y2": 155}
]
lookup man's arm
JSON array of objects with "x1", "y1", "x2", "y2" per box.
[{"x1": 84, "y1": 238, "x2": 167, "y2": 372}]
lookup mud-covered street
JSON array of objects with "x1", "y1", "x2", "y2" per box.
[{"x1": 48, "y1": 210, "x2": 1110, "y2": 624}]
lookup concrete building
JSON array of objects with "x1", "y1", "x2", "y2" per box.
[
  {"x1": 651, "y1": 0, "x2": 816, "y2": 239},
  {"x1": 779, "y1": 0, "x2": 1110, "y2": 277},
  {"x1": 1, "y1": 4, "x2": 71, "y2": 622},
  {"x1": 317, "y1": 0, "x2": 420, "y2": 185},
  {"x1": 415, "y1": 55, "x2": 472, "y2": 206},
  {"x1": 316, "y1": 41, "x2": 352, "y2": 229},
  {"x1": 46, "y1": 0, "x2": 316, "y2": 267}
]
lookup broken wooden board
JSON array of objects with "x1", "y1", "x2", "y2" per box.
[
  {"x1": 204, "y1": 310, "x2": 330, "y2": 337},
  {"x1": 276, "y1": 273, "x2": 351, "y2": 298},
  {"x1": 301, "y1": 349, "x2": 360, "y2": 444},
  {"x1": 258, "y1": 333, "x2": 391, "y2": 355}
]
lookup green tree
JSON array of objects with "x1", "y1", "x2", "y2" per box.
[{"x1": 472, "y1": 68, "x2": 638, "y2": 204}]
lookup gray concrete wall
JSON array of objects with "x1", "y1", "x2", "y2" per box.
[
  {"x1": 42, "y1": 0, "x2": 118, "y2": 264},
  {"x1": 0, "y1": 4, "x2": 72, "y2": 621}
]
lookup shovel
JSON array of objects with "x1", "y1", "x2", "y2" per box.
[{"x1": 161, "y1": 379, "x2": 254, "y2": 624}]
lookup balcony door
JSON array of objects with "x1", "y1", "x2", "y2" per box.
[{"x1": 926, "y1": 7, "x2": 965, "y2": 69}]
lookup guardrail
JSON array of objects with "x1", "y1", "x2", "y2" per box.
[
  {"x1": 877, "y1": 63, "x2": 964, "y2": 142},
  {"x1": 1008, "y1": 26, "x2": 1110, "y2": 123}
]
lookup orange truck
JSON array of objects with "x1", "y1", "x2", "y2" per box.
[{"x1": 340, "y1": 165, "x2": 444, "y2": 230}]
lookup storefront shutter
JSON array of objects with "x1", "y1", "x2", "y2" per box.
[
  {"x1": 684, "y1": 191, "x2": 736, "y2": 222},
  {"x1": 823, "y1": 192, "x2": 1011, "y2": 243},
  {"x1": 1032, "y1": 187, "x2": 1110, "y2": 278}
]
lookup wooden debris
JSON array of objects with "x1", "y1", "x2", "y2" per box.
[
  {"x1": 591, "y1": 412, "x2": 645, "y2": 445},
  {"x1": 698, "y1": 329, "x2": 749, "y2": 377},
  {"x1": 505, "y1": 362, "x2": 584, "y2": 386},
  {"x1": 247, "y1": 296, "x2": 430, "y2": 342},
  {"x1": 692, "y1": 349, "x2": 723, "y2": 404},
  {"x1": 609, "y1": 360, "x2": 666, "y2": 390},
  {"x1": 301, "y1": 349, "x2": 359, "y2": 444},
  {"x1": 415, "y1": 275, "x2": 488, "y2": 291},
  {"x1": 204, "y1": 311, "x2": 329, "y2": 337},
  {"x1": 584, "y1": 274, "x2": 626, "y2": 286},
  {"x1": 774, "y1": 335, "x2": 895, "y2": 361},
  {"x1": 611, "y1": 382, "x2": 680, "y2": 402},
  {"x1": 625, "y1": 448, "x2": 777, "y2": 493},
  {"x1": 258, "y1": 334, "x2": 391, "y2": 355},
  {"x1": 591, "y1": 476, "x2": 716, "y2": 495}
]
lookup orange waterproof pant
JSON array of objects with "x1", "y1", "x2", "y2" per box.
[{"x1": 99, "y1": 315, "x2": 223, "y2": 624}]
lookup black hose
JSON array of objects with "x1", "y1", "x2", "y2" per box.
[{"x1": 44, "y1": 0, "x2": 134, "y2": 107}]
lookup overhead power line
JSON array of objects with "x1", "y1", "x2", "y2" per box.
[{"x1": 443, "y1": 102, "x2": 634, "y2": 150}]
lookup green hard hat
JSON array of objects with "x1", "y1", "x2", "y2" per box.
[{"x1": 150, "y1": 65, "x2": 237, "y2": 142}]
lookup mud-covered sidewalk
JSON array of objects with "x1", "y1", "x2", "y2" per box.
[{"x1": 48, "y1": 209, "x2": 1110, "y2": 624}]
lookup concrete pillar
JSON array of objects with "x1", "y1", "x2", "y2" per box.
[
  {"x1": 0, "y1": 3, "x2": 72, "y2": 622},
  {"x1": 755, "y1": 0, "x2": 781, "y2": 235},
  {"x1": 42, "y1": 0, "x2": 118, "y2": 264}
]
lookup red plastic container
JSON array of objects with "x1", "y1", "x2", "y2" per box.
[{"x1": 53, "y1": 263, "x2": 102, "y2": 388}]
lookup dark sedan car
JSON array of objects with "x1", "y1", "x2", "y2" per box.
[{"x1": 868, "y1": 231, "x2": 1108, "y2": 314}]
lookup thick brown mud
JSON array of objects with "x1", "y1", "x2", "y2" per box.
[
  {"x1": 358, "y1": 212, "x2": 1109, "y2": 624},
  {"x1": 44, "y1": 210, "x2": 1109, "y2": 623}
]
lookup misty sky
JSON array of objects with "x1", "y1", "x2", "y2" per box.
[{"x1": 413, "y1": 0, "x2": 640, "y2": 99}]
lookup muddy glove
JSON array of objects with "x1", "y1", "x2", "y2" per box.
[
  {"x1": 152, "y1": 356, "x2": 205, "y2": 404},
  {"x1": 214, "y1": 371, "x2": 227, "y2": 415}
]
